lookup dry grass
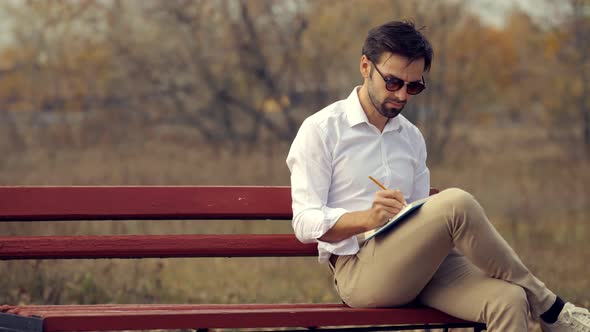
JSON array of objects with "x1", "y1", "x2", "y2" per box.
[{"x1": 0, "y1": 124, "x2": 588, "y2": 332}]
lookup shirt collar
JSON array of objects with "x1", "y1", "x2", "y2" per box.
[
  {"x1": 345, "y1": 86, "x2": 402, "y2": 132},
  {"x1": 345, "y1": 87, "x2": 368, "y2": 128}
]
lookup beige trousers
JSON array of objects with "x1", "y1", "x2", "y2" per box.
[{"x1": 332, "y1": 188, "x2": 556, "y2": 332}]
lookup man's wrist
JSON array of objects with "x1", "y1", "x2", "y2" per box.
[{"x1": 358, "y1": 210, "x2": 374, "y2": 233}]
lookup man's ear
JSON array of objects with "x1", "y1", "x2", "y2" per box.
[{"x1": 360, "y1": 55, "x2": 370, "y2": 79}]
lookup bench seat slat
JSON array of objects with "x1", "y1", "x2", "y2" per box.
[
  {"x1": 0, "y1": 234, "x2": 317, "y2": 259},
  {"x1": 1, "y1": 303, "x2": 345, "y2": 312},
  {"x1": 0, "y1": 186, "x2": 293, "y2": 221},
  {"x1": 1, "y1": 304, "x2": 475, "y2": 331}
]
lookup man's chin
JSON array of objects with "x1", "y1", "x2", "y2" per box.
[{"x1": 379, "y1": 107, "x2": 402, "y2": 119}]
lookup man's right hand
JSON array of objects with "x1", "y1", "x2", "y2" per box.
[
  {"x1": 366, "y1": 189, "x2": 407, "y2": 230},
  {"x1": 318, "y1": 189, "x2": 407, "y2": 243}
]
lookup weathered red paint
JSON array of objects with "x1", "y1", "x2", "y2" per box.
[
  {"x1": 2, "y1": 304, "x2": 473, "y2": 331},
  {"x1": 0, "y1": 234, "x2": 317, "y2": 259},
  {"x1": 0, "y1": 186, "x2": 293, "y2": 221}
]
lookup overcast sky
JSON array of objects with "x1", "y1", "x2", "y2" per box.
[{"x1": 467, "y1": 0, "x2": 569, "y2": 27}]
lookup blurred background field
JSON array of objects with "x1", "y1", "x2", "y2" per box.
[{"x1": 0, "y1": 1, "x2": 589, "y2": 331}]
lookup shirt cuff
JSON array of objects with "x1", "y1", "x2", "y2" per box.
[
  {"x1": 318, "y1": 237, "x2": 360, "y2": 256},
  {"x1": 310, "y1": 206, "x2": 349, "y2": 239},
  {"x1": 313, "y1": 206, "x2": 360, "y2": 257}
]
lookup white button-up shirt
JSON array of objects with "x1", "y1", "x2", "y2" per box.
[{"x1": 286, "y1": 87, "x2": 430, "y2": 263}]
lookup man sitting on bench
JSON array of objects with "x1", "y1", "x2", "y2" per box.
[{"x1": 286, "y1": 20, "x2": 590, "y2": 332}]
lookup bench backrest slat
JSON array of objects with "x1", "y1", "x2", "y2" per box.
[
  {"x1": 0, "y1": 186, "x2": 293, "y2": 221},
  {"x1": 0, "y1": 234, "x2": 317, "y2": 259}
]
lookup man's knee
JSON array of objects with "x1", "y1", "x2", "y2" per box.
[
  {"x1": 504, "y1": 285, "x2": 529, "y2": 308},
  {"x1": 439, "y1": 187, "x2": 475, "y2": 204},
  {"x1": 480, "y1": 284, "x2": 530, "y2": 330},
  {"x1": 487, "y1": 284, "x2": 529, "y2": 317},
  {"x1": 438, "y1": 188, "x2": 482, "y2": 215}
]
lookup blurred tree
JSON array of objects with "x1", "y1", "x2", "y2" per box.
[
  {"x1": 562, "y1": 0, "x2": 590, "y2": 156},
  {"x1": 0, "y1": 0, "x2": 587, "y2": 159},
  {"x1": 96, "y1": 0, "x2": 318, "y2": 147},
  {"x1": 539, "y1": 0, "x2": 590, "y2": 157},
  {"x1": 0, "y1": 0, "x2": 127, "y2": 146}
]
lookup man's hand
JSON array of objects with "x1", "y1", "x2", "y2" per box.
[
  {"x1": 365, "y1": 189, "x2": 407, "y2": 230},
  {"x1": 318, "y1": 189, "x2": 407, "y2": 243}
]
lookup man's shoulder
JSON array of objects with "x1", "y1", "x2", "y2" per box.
[
  {"x1": 303, "y1": 99, "x2": 348, "y2": 130},
  {"x1": 397, "y1": 115, "x2": 425, "y2": 139}
]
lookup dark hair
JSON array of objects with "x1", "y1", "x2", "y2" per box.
[{"x1": 362, "y1": 20, "x2": 433, "y2": 72}]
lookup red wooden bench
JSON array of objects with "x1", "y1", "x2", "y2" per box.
[{"x1": 0, "y1": 186, "x2": 486, "y2": 332}]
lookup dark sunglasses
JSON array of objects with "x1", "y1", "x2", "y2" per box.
[{"x1": 372, "y1": 64, "x2": 426, "y2": 95}]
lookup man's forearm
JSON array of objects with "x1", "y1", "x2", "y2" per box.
[
  {"x1": 318, "y1": 211, "x2": 370, "y2": 243},
  {"x1": 317, "y1": 190, "x2": 405, "y2": 243}
]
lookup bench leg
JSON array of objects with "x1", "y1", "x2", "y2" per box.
[{"x1": 0, "y1": 313, "x2": 43, "y2": 332}]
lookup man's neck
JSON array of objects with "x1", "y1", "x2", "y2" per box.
[{"x1": 358, "y1": 85, "x2": 388, "y2": 132}]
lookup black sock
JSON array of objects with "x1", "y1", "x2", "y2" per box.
[{"x1": 541, "y1": 296, "x2": 566, "y2": 324}]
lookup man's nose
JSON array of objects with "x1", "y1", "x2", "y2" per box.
[{"x1": 393, "y1": 85, "x2": 408, "y2": 101}]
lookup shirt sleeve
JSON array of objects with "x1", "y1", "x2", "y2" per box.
[
  {"x1": 286, "y1": 119, "x2": 354, "y2": 252},
  {"x1": 411, "y1": 131, "x2": 431, "y2": 202}
]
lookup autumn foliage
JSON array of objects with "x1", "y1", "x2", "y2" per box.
[{"x1": 0, "y1": 0, "x2": 588, "y2": 159}]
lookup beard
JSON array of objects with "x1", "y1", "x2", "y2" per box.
[
  {"x1": 368, "y1": 88, "x2": 406, "y2": 119},
  {"x1": 378, "y1": 100, "x2": 404, "y2": 118}
]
